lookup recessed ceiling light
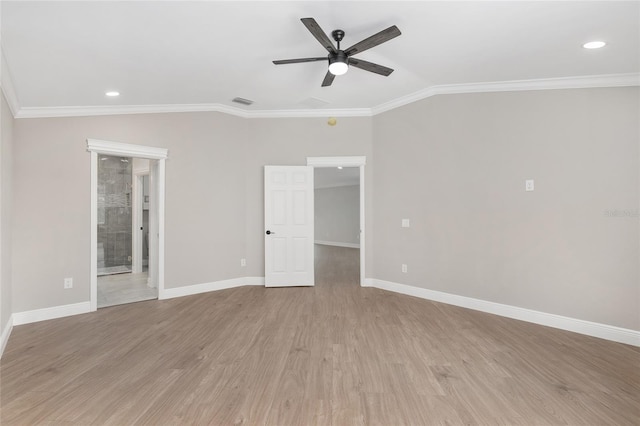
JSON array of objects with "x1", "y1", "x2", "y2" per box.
[
  {"x1": 583, "y1": 41, "x2": 606, "y2": 49},
  {"x1": 105, "y1": 91, "x2": 120, "y2": 97}
]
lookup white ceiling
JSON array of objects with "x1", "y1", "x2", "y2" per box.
[{"x1": 2, "y1": 1, "x2": 639, "y2": 118}]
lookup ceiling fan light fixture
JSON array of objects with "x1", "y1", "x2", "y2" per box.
[{"x1": 329, "y1": 51, "x2": 349, "y2": 76}]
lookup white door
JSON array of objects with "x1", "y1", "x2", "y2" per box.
[{"x1": 264, "y1": 166, "x2": 315, "y2": 287}]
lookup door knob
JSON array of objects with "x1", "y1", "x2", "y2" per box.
[{"x1": 266, "y1": 230, "x2": 274, "y2": 235}]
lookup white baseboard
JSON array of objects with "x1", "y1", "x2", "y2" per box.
[
  {"x1": 12, "y1": 301, "x2": 91, "y2": 326},
  {"x1": 161, "y1": 276, "x2": 265, "y2": 300},
  {"x1": 315, "y1": 240, "x2": 360, "y2": 249},
  {"x1": 1, "y1": 315, "x2": 13, "y2": 358},
  {"x1": 363, "y1": 278, "x2": 640, "y2": 347}
]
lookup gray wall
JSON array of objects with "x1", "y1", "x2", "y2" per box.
[
  {"x1": 243, "y1": 117, "x2": 374, "y2": 278},
  {"x1": 1, "y1": 93, "x2": 13, "y2": 334},
  {"x1": 12, "y1": 112, "x2": 249, "y2": 312},
  {"x1": 315, "y1": 185, "x2": 360, "y2": 246},
  {"x1": 5, "y1": 86, "x2": 639, "y2": 333},
  {"x1": 10, "y1": 113, "x2": 373, "y2": 313},
  {"x1": 372, "y1": 87, "x2": 639, "y2": 330}
]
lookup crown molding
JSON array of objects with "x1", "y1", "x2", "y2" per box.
[
  {"x1": 15, "y1": 103, "x2": 252, "y2": 119},
  {"x1": 14, "y1": 103, "x2": 372, "y2": 119},
  {"x1": 1, "y1": 48, "x2": 20, "y2": 117},
  {"x1": 244, "y1": 108, "x2": 371, "y2": 118},
  {"x1": 371, "y1": 73, "x2": 640, "y2": 115},
  {"x1": 10, "y1": 73, "x2": 640, "y2": 119}
]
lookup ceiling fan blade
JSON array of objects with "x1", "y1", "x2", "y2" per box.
[
  {"x1": 344, "y1": 25, "x2": 401, "y2": 56},
  {"x1": 273, "y1": 57, "x2": 327, "y2": 65},
  {"x1": 301, "y1": 18, "x2": 337, "y2": 54},
  {"x1": 321, "y1": 71, "x2": 335, "y2": 87},
  {"x1": 348, "y1": 58, "x2": 394, "y2": 76}
]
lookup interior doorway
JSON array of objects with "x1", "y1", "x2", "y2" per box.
[
  {"x1": 94, "y1": 155, "x2": 154, "y2": 308},
  {"x1": 307, "y1": 156, "x2": 366, "y2": 286},
  {"x1": 314, "y1": 166, "x2": 361, "y2": 286},
  {"x1": 87, "y1": 139, "x2": 168, "y2": 312}
]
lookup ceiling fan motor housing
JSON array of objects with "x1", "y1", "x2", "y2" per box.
[{"x1": 329, "y1": 50, "x2": 349, "y2": 66}]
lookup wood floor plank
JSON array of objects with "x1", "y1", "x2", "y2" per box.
[{"x1": 2, "y1": 245, "x2": 639, "y2": 425}]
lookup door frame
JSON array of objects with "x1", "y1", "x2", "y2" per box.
[
  {"x1": 307, "y1": 156, "x2": 366, "y2": 286},
  {"x1": 132, "y1": 168, "x2": 149, "y2": 274},
  {"x1": 87, "y1": 139, "x2": 168, "y2": 311}
]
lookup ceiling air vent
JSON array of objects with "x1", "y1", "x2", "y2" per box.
[{"x1": 232, "y1": 97, "x2": 254, "y2": 106}]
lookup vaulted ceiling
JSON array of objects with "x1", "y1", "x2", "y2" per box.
[{"x1": 2, "y1": 1, "x2": 638, "y2": 118}]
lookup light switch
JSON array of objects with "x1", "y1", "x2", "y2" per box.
[
  {"x1": 525, "y1": 179, "x2": 534, "y2": 192},
  {"x1": 402, "y1": 219, "x2": 410, "y2": 228}
]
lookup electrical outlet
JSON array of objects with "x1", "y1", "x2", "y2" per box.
[
  {"x1": 525, "y1": 179, "x2": 534, "y2": 192},
  {"x1": 240, "y1": 258, "x2": 246, "y2": 267},
  {"x1": 401, "y1": 264, "x2": 407, "y2": 273},
  {"x1": 64, "y1": 277, "x2": 73, "y2": 289}
]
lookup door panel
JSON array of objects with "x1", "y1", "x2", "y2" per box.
[{"x1": 265, "y1": 166, "x2": 314, "y2": 287}]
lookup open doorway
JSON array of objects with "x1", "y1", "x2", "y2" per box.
[
  {"x1": 87, "y1": 139, "x2": 168, "y2": 312},
  {"x1": 307, "y1": 156, "x2": 366, "y2": 287},
  {"x1": 96, "y1": 155, "x2": 155, "y2": 308},
  {"x1": 314, "y1": 166, "x2": 361, "y2": 286}
]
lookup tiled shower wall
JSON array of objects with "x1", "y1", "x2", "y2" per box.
[{"x1": 97, "y1": 155, "x2": 132, "y2": 270}]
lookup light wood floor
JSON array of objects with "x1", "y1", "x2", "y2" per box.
[{"x1": 2, "y1": 245, "x2": 639, "y2": 425}]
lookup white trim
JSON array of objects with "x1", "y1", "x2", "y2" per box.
[
  {"x1": 156, "y1": 159, "x2": 166, "y2": 297},
  {"x1": 87, "y1": 139, "x2": 168, "y2": 160},
  {"x1": 8, "y1": 277, "x2": 265, "y2": 329},
  {"x1": 11, "y1": 73, "x2": 639, "y2": 119},
  {"x1": 307, "y1": 156, "x2": 366, "y2": 287},
  {"x1": 0, "y1": 315, "x2": 13, "y2": 358},
  {"x1": 371, "y1": 73, "x2": 640, "y2": 115},
  {"x1": 315, "y1": 240, "x2": 360, "y2": 249},
  {"x1": 240, "y1": 108, "x2": 371, "y2": 118},
  {"x1": 12, "y1": 302, "x2": 91, "y2": 326},
  {"x1": 363, "y1": 278, "x2": 640, "y2": 347},
  {"x1": 14, "y1": 104, "x2": 371, "y2": 119},
  {"x1": 88, "y1": 139, "x2": 168, "y2": 311},
  {"x1": 161, "y1": 277, "x2": 265, "y2": 300},
  {"x1": 16, "y1": 103, "x2": 251, "y2": 119},
  {"x1": 90, "y1": 151, "x2": 98, "y2": 311}
]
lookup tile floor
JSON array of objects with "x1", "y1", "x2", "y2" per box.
[{"x1": 97, "y1": 271, "x2": 157, "y2": 308}]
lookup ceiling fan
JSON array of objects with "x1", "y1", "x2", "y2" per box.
[{"x1": 272, "y1": 18, "x2": 401, "y2": 87}]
